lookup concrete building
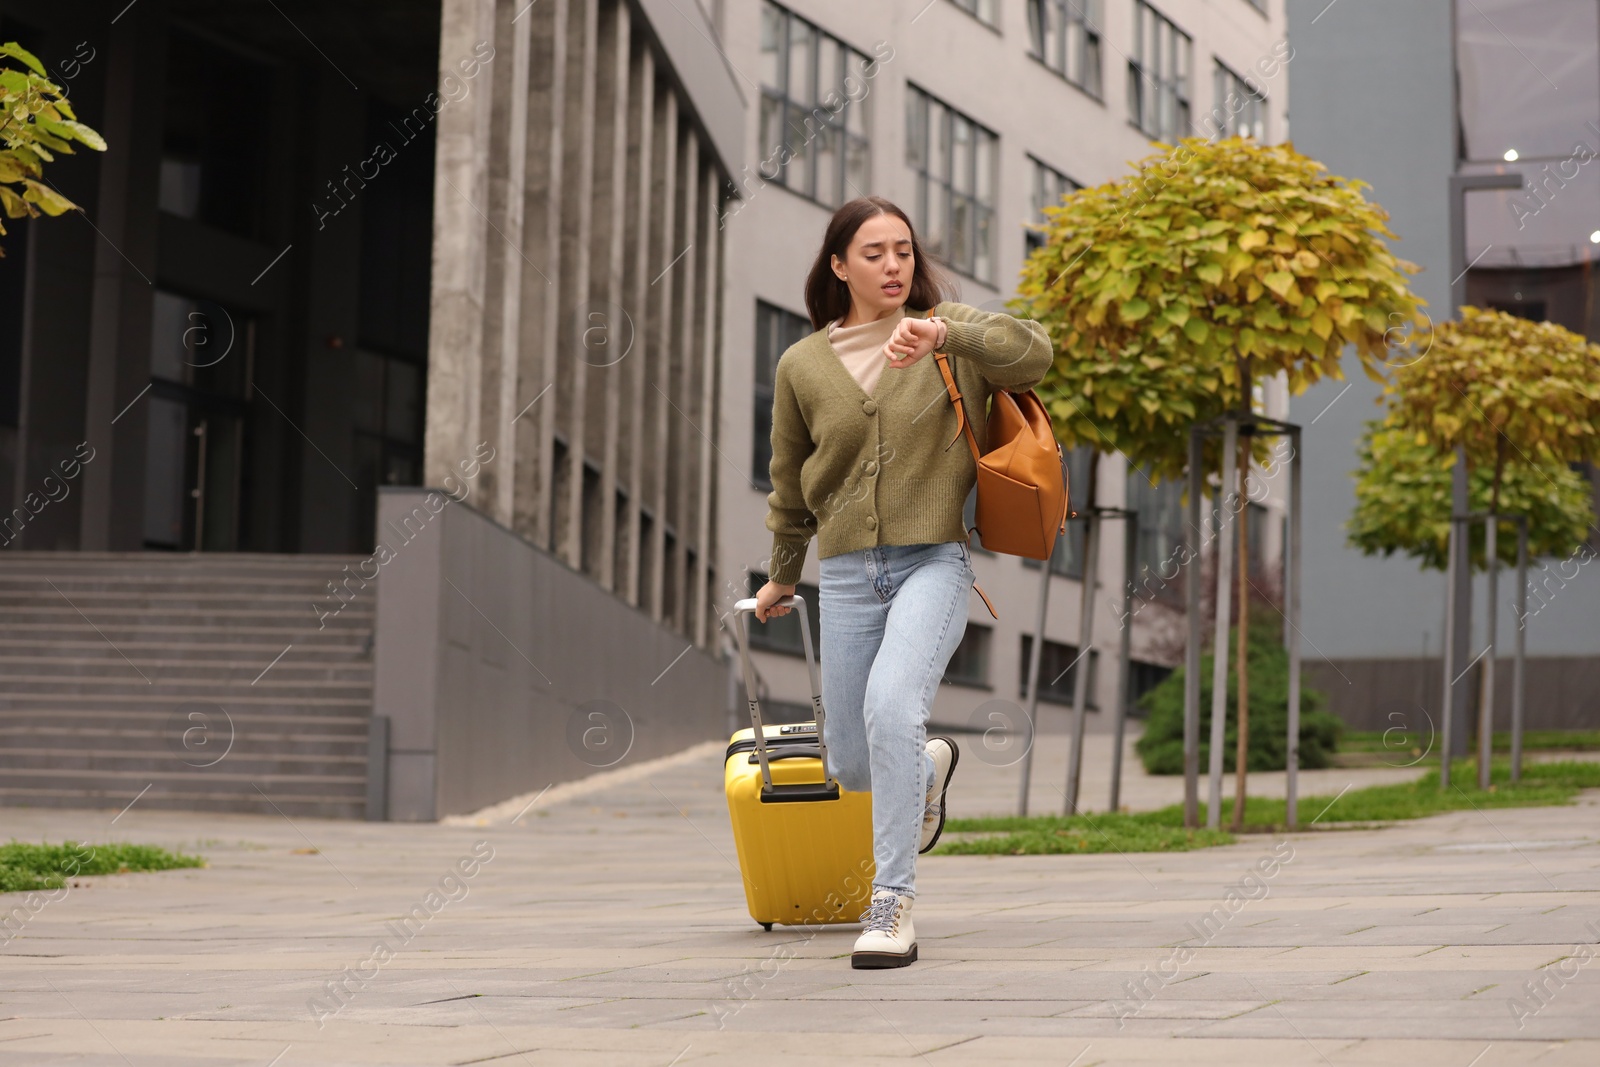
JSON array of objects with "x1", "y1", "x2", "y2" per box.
[
  {"x1": 1286, "y1": 0, "x2": 1600, "y2": 734},
  {"x1": 0, "y1": 0, "x2": 740, "y2": 819}
]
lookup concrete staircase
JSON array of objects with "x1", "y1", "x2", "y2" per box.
[{"x1": 0, "y1": 553, "x2": 376, "y2": 819}]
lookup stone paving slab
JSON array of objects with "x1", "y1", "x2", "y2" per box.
[{"x1": 2, "y1": 741, "x2": 1600, "y2": 1065}]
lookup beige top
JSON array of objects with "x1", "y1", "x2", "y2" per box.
[{"x1": 825, "y1": 306, "x2": 906, "y2": 397}]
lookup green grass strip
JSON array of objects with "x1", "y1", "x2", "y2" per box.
[
  {"x1": 0, "y1": 840, "x2": 205, "y2": 893},
  {"x1": 935, "y1": 758, "x2": 1600, "y2": 855},
  {"x1": 1340, "y1": 729, "x2": 1600, "y2": 754}
]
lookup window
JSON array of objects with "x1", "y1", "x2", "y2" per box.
[
  {"x1": 160, "y1": 25, "x2": 272, "y2": 240},
  {"x1": 1127, "y1": 465, "x2": 1186, "y2": 605},
  {"x1": 906, "y1": 85, "x2": 998, "y2": 283},
  {"x1": 1022, "y1": 446, "x2": 1094, "y2": 579},
  {"x1": 746, "y1": 572, "x2": 823, "y2": 657},
  {"x1": 1128, "y1": 1, "x2": 1191, "y2": 142},
  {"x1": 1209, "y1": 61, "x2": 1266, "y2": 141},
  {"x1": 353, "y1": 349, "x2": 425, "y2": 549},
  {"x1": 948, "y1": 0, "x2": 999, "y2": 26},
  {"x1": 758, "y1": 2, "x2": 872, "y2": 208},
  {"x1": 752, "y1": 300, "x2": 813, "y2": 490},
  {"x1": 1027, "y1": 0, "x2": 1103, "y2": 98},
  {"x1": 944, "y1": 623, "x2": 991, "y2": 687},
  {"x1": 1026, "y1": 155, "x2": 1082, "y2": 255},
  {"x1": 1128, "y1": 660, "x2": 1174, "y2": 715},
  {"x1": 1020, "y1": 634, "x2": 1099, "y2": 707}
]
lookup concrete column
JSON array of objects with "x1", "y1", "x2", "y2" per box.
[
  {"x1": 80, "y1": 9, "x2": 164, "y2": 551},
  {"x1": 694, "y1": 163, "x2": 721, "y2": 649},
  {"x1": 513, "y1": 0, "x2": 567, "y2": 549},
  {"x1": 621, "y1": 43, "x2": 655, "y2": 608},
  {"x1": 555, "y1": 0, "x2": 598, "y2": 570},
  {"x1": 590, "y1": 0, "x2": 631, "y2": 593},
  {"x1": 423, "y1": 0, "x2": 497, "y2": 489},
  {"x1": 646, "y1": 90, "x2": 679, "y2": 623},
  {"x1": 478, "y1": 0, "x2": 533, "y2": 525},
  {"x1": 672, "y1": 131, "x2": 699, "y2": 636}
]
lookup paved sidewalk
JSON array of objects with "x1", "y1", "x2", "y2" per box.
[{"x1": 2, "y1": 741, "x2": 1599, "y2": 1066}]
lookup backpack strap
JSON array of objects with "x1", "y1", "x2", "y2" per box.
[
  {"x1": 923, "y1": 310, "x2": 1000, "y2": 622},
  {"x1": 932, "y1": 351, "x2": 984, "y2": 464},
  {"x1": 963, "y1": 528, "x2": 999, "y2": 621}
]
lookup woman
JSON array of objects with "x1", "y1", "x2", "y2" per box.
[{"x1": 751, "y1": 196, "x2": 1052, "y2": 969}]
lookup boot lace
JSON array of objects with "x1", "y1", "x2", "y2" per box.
[{"x1": 859, "y1": 893, "x2": 902, "y2": 933}]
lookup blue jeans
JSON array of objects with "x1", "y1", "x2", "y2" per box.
[{"x1": 818, "y1": 539, "x2": 973, "y2": 897}]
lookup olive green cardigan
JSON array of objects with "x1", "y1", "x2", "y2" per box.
[{"x1": 764, "y1": 300, "x2": 1053, "y2": 585}]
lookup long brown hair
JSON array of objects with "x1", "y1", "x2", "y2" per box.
[{"x1": 803, "y1": 196, "x2": 957, "y2": 330}]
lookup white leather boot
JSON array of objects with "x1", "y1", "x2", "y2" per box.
[
  {"x1": 852, "y1": 888, "x2": 916, "y2": 968},
  {"x1": 919, "y1": 736, "x2": 960, "y2": 854}
]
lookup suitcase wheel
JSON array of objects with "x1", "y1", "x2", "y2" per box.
[{"x1": 760, "y1": 922, "x2": 773, "y2": 931}]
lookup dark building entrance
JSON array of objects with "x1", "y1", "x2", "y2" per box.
[{"x1": 0, "y1": 0, "x2": 441, "y2": 554}]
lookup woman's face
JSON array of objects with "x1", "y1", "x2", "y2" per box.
[{"x1": 831, "y1": 213, "x2": 914, "y2": 320}]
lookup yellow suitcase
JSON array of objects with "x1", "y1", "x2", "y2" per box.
[{"x1": 726, "y1": 593, "x2": 874, "y2": 930}]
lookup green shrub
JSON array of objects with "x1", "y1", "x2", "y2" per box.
[{"x1": 1134, "y1": 616, "x2": 1342, "y2": 774}]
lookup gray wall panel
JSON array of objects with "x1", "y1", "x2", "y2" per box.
[{"x1": 375, "y1": 486, "x2": 726, "y2": 820}]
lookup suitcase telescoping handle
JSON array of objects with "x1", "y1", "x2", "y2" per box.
[{"x1": 730, "y1": 594, "x2": 836, "y2": 800}]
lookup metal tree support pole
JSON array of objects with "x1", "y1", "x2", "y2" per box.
[
  {"x1": 1449, "y1": 457, "x2": 1474, "y2": 762},
  {"x1": 1183, "y1": 427, "x2": 1204, "y2": 829},
  {"x1": 1016, "y1": 553, "x2": 1052, "y2": 817},
  {"x1": 1064, "y1": 507, "x2": 1102, "y2": 815},
  {"x1": 1479, "y1": 512, "x2": 1498, "y2": 790},
  {"x1": 1286, "y1": 426, "x2": 1303, "y2": 831},
  {"x1": 1110, "y1": 510, "x2": 1138, "y2": 814},
  {"x1": 1444, "y1": 174, "x2": 1513, "y2": 766},
  {"x1": 1512, "y1": 516, "x2": 1528, "y2": 783},
  {"x1": 1207, "y1": 417, "x2": 1239, "y2": 831},
  {"x1": 1439, "y1": 512, "x2": 1458, "y2": 789}
]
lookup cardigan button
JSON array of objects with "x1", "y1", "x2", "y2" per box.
[
  {"x1": 864, "y1": 460, "x2": 878, "y2": 475},
  {"x1": 862, "y1": 399, "x2": 876, "y2": 415},
  {"x1": 866, "y1": 516, "x2": 877, "y2": 530}
]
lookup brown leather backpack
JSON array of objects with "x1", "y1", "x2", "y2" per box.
[{"x1": 928, "y1": 314, "x2": 1072, "y2": 621}]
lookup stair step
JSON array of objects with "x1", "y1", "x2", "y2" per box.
[
  {"x1": 1, "y1": 678, "x2": 373, "y2": 698},
  {"x1": 2, "y1": 752, "x2": 366, "y2": 775},
  {"x1": 0, "y1": 644, "x2": 367, "y2": 663},
  {"x1": 0, "y1": 788, "x2": 365, "y2": 818},
  {"x1": 0, "y1": 609, "x2": 373, "y2": 628},
  {"x1": 1, "y1": 729, "x2": 365, "y2": 749},
  {"x1": 1, "y1": 739, "x2": 364, "y2": 764},
  {"x1": 0, "y1": 658, "x2": 372, "y2": 681},
  {"x1": 0, "y1": 766, "x2": 367, "y2": 794},
  {"x1": 0, "y1": 709, "x2": 370, "y2": 727}
]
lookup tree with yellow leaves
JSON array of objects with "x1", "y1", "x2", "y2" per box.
[
  {"x1": 1010, "y1": 135, "x2": 1426, "y2": 826},
  {"x1": 1375, "y1": 307, "x2": 1600, "y2": 786}
]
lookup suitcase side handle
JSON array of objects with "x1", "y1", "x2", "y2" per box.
[
  {"x1": 759, "y1": 781, "x2": 841, "y2": 804},
  {"x1": 730, "y1": 594, "x2": 834, "y2": 797}
]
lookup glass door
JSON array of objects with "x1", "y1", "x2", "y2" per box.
[{"x1": 143, "y1": 290, "x2": 251, "y2": 551}]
